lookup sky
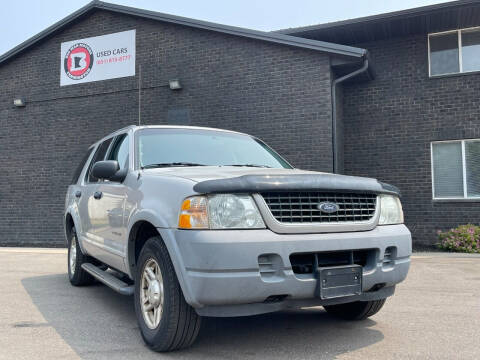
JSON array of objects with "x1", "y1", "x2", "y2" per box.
[{"x1": 0, "y1": 0, "x2": 456, "y2": 56}]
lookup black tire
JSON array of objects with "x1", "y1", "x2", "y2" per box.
[
  {"x1": 67, "y1": 227, "x2": 95, "y2": 286},
  {"x1": 324, "y1": 299, "x2": 386, "y2": 320},
  {"x1": 134, "y1": 236, "x2": 201, "y2": 352}
]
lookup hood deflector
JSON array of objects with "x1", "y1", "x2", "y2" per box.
[{"x1": 193, "y1": 174, "x2": 400, "y2": 195}]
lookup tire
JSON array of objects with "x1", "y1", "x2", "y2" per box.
[
  {"x1": 324, "y1": 299, "x2": 386, "y2": 320},
  {"x1": 67, "y1": 227, "x2": 95, "y2": 286},
  {"x1": 134, "y1": 236, "x2": 201, "y2": 352}
]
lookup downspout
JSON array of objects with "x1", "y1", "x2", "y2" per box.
[{"x1": 331, "y1": 56, "x2": 369, "y2": 173}]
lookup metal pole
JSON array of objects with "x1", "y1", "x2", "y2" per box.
[{"x1": 138, "y1": 65, "x2": 142, "y2": 126}]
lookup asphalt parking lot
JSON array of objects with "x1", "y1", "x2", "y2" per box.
[{"x1": 0, "y1": 248, "x2": 479, "y2": 360}]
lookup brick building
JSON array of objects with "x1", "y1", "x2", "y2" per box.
[
  {"x1": 281, "y1": 0, "x2": 480, "y2": 248},
  {"x1": 1, "y1": 0, "x2": 479, "y2": 247}
]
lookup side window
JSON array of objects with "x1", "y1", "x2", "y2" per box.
[
  {"x1": 71, "y1": 147, "x2": 94, "y2": 184},
  {"x1": 431, "y1": 139, "x2": 480, "y2": 199},
  {"x1": 86, "y1": 138, "x2": 113, "y2": 183},
  {"x1": 107, "y1": 134, "x2": 129, "y2": 170},
  {"x1": 429, "y1": 32, "x2": 459, "y2": 76},
  {"x1": 429, "y1": 28, "x2": 480, "y2": 76}
]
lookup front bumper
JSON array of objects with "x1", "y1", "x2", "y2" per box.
[{"x1": 159, "y1": 224, "x2": 411, "y2": 316}]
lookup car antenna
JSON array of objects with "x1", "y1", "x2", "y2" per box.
[{"x1": 138, "y1": 64, "x2": 142, "y2": 126}]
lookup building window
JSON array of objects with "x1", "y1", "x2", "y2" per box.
[
  {"x1": 429, "y1": 27, "x2": 480, "y2": 76},
  {"x1": 431, "y1": 139, "x2": 480, "y2": 199}
]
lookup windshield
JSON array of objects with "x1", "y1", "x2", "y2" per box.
[{"x1": 135, "y1": 128, "x2": 292, "y2": 169}]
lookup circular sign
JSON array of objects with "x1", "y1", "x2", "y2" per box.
[{"x1": 64, "y1": 43, "x2": 94, "y2": 80}]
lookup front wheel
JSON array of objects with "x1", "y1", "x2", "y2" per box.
[
  {"x1": 134, "y1": 237, "x2": 201, "y2": 352},
  {"x1": 324, "y1": 299, "x2": 386, "y2": 320}
]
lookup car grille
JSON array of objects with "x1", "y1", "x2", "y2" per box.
[{"x1": 260, "y1": 192, "x2": 377, "y2": 224}]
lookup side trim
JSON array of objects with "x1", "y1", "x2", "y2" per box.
[{"x1": 82, "y1": 233, "x2": 125, "y2": 257}]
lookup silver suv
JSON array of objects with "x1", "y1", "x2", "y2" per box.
[{"x1": 64, "y1": 125, "x2": 411, "y2": 351}]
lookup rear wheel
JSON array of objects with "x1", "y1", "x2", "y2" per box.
[
  {"x1": 67, "y1": 227, "x2": 95, "y2": 286},
  {"x1": 134, "y1": 236, "x2": 201, "y2": 352},
  {"x1": 324, "y1": 299, "x2": 386, "y2": 320}
]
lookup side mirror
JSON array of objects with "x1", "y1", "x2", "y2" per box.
[{"x1": 91, "y1": 160, "x2": 125, "y2": 182}]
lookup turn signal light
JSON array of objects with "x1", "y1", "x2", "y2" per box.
[{"x1": 178, "y1": 196, "x2": 208, "y2": 229}]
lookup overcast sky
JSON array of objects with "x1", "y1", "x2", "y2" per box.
[{"x1": 1, "y1": 0, "x2": 455, "y2": 56}]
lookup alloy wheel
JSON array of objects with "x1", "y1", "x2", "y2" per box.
[
  {"x1": 140, "y1": 258, "x2": 164, "y2": 329},
  {"x1": 69, "y1": 235, "x2": 77, "y2": 275}
]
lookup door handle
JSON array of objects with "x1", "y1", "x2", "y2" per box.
[
  {"x1": 75, "y1": 190, "x2": 82, "y2": 198},
  {"x1": 93, "y1": 191, "x2": 103, "y2": 200}
]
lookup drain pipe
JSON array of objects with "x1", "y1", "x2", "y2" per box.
[{"x1": 331, "y1": 57, "x2": 369, "y2": 173}]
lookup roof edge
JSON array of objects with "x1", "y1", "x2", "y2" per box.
[
  {"x1": 96, "y1": 1, "x2": 366, "y2": 57},
  {"x1": 0, "y1": 0, "x2": 366, "y2": 66},
  {"x1": 275, "y1": 0, "x2": 480, "y2": 35}
]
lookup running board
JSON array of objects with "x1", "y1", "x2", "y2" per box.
[{"x1": 81, "y1": 263, "x2": 134, "y2": 296}]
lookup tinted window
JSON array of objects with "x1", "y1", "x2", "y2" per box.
[
  {"x1": 107, "y1": 134, "x2": 129, "y2": 170},
  {"x1": 465, "y1": 140, "x2": 480, "y2": 197},
  {"x1": 430, "y1": 33, "x2": 459, "y2": 76},
  {"x1": 461, "y1": 29, "x2": 480, "y2": 72},
  {"x1": 71, "y1": 148, "x2": 94, "y2": 184},
  {"x1": 432, "y1": 142, "x2": 463, "y2": 198},
  {"x1": 86, "y1": 138, "x2": 113, "y2": 183},
  {"x1": 136, "y1": 129, "x2": 291, "y2": 169}
]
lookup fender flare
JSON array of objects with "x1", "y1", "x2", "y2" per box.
[
  {"x1": 126, "y1": 211, "x2": 198, "y2": 307},
  {"x1": 125, "y1": 209, "x2": 170, "y2": 277},
  {"x1": 64, "y1": 205, "x2": 88, "y2": 255}
]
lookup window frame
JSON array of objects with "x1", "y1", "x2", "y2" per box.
[
  {"x1": 84, "y1": 137, "x2": 115, "y2": 184},
  {"x1": 431, "y1": 139, "x2": 480, "y2": 200},
  {"x1": 428, "y1": 26, "x2": 480, "y2": 77},
  {"x1": 106, "y1": 132, "x2": 130, "y2": 171}
]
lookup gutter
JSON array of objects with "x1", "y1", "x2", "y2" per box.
[{"x1": 331, "y1": 56, "x2": 369, "y2": 173}]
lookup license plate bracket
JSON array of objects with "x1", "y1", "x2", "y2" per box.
[{"x1": 318, "y1": 265, "x2": 362, "y2": 299}]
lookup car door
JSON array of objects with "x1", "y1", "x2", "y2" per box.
[
  {"x1": 93, "y1": 133, "x2": 130, "y2": 272},
  {"x1": 77, "y1": 137, "x2": 113, "y2": 259}
]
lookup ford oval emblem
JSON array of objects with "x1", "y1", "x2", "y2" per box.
[{"x1": 317, "y1": 202, "x2": 339, "y2": 213}]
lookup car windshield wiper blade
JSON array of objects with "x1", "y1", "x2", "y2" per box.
[
  {"x1": 223, "y1": 164, "x2": 272, "y2": 168},
  {"x1": 141, "y1": 162, "x2": 206, "y2": 169}
]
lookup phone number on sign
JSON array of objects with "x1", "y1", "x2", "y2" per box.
[{"x1": 96, "y1": 55, "x2": 132, "y2": 65}]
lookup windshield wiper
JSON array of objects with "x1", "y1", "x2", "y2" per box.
[
  {"x1": 141, "y1": 162, "x2": 206, "y2": 169},
  {"x1": 223, "y1": 164, "x2": 272, "y2": 168}
]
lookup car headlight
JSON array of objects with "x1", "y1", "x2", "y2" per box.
[
  {"x1": 178, "y1": 194, "x2": 265, "y2": 229},
  {"x1": 378, "y1": 195, "x2": 404, "y2": 225}
]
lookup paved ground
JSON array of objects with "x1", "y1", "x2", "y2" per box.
[{"x1": 0, "y1": 248, "x2": 479, "y2": 360}]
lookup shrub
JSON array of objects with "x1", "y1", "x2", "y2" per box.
[{"x1": 437, "y1": 224, "x2": 480, "y2": 253}]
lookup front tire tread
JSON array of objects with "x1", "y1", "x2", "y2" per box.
[{"x1": 135, "y1": 237, "x2": 201, "y2": 352}]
